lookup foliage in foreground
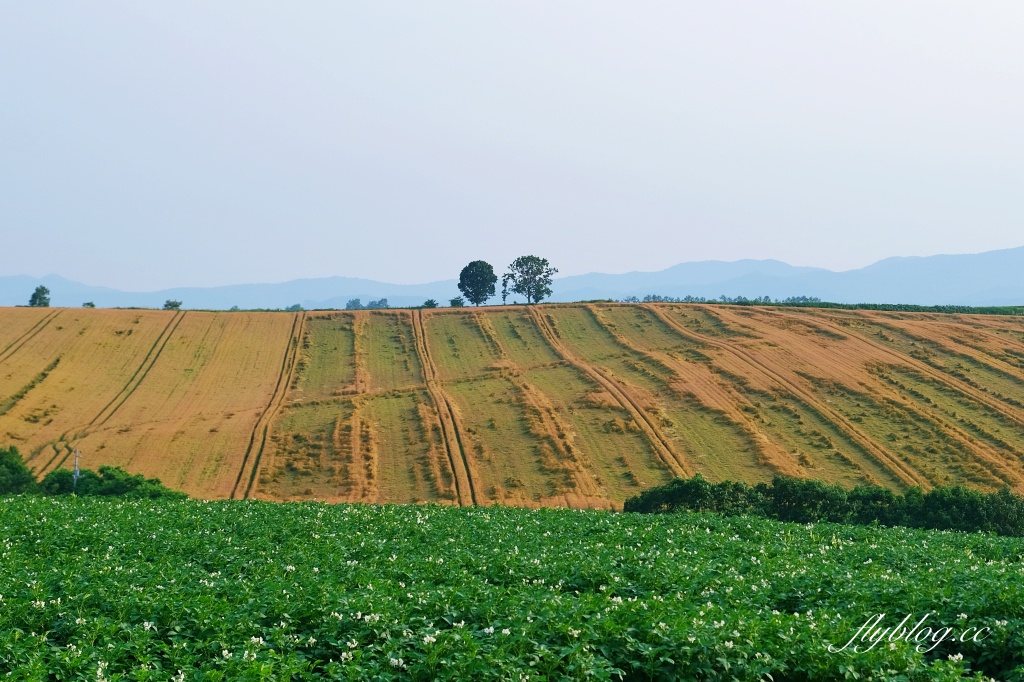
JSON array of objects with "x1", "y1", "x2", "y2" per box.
[
  {"x1": 2, "y1": 497, "x2": 1021, "y2": 680},
  {"x1": 625, "y1": 474, "x2": 1024, "y2": 537}
]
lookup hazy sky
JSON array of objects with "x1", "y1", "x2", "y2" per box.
[{"x1": 2, "y1": 2, "x2": 1023, "y2": 289}]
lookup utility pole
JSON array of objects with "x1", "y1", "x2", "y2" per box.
[{"x1": 72, "y1": 449, "x2": 81, "y2": 493}]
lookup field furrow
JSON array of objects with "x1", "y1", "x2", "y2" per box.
[
  {"x1": 586, "y1": 305, "x2": 791, "y2": 481},
  {"x1": 234, "y1": 312, "x2": 305, "y2": 499},
  {"x1": 0, "y1": 308, "x2": 60, "y2": 361},
  {"x1": 412, "y1": 310, "x2": 476, "y2": 505},
  {"x1": 781, "y1": 310, "x2": 1024, "y2": 435},
  {"x1": 7, "y1": 303, "x2": 1024, "y2": 506},
  {"x1": 530, "y1": 306, "x2": 692, "y2": 478},
  {"x1": 647, "y1": 305, "x2": 929, "y2": 488},
  {"x1": 55, "y1": 311, "x2": 298, "y2": 498}
]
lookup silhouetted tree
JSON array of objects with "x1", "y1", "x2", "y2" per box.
[
  {"x1": 422, "y1": 299, "x2": 439, "y2": 308},
  {"x1": 504, "y1": 256, "x2": 557, "y2": 304},
  {"x1": 449, "y1": 296, "x2": 465, "y2": 308},
  {"x1": 457, "y1": 260, "x2": 497, "y2": 306},
  {"x1": 163, "y1": 300, "x2": 182, "y2": 310},
  {"x1": 28, "y1": 286, "x2": 50, "y2": 307}
]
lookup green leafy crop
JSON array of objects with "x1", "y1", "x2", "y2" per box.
[{"x1": 1, "y1": 497, "x2": 1020, "y2": 679}]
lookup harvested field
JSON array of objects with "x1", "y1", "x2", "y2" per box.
[{"x1": 5, "y1": 304, "x2": 1024, "y2": 506}]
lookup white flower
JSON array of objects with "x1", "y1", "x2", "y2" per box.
[
  {"x1": 143, "y1": 621, "x2": 154, "y2": 631},
  {"x1": 423, "y1": 634, "x2": 436, "y2": 644},
  {"x1": 949, "y1": 653, "x2": 964, "y2": 661},
  {"x1": 724, "y1": 641, "x2": 734, "y2": 648},
  {"x1": 285, "y1": 565, "x2": 295, "y2": 572},
  {"x1": 250, "y1": 636, "x2": 264, "y2": 645},
  {"x1": 958, "y1": 613, "x2": 968, "y2": 620},
  {"x1": 502, "y1": 628, "x2": 511, "y2": 636},
  {"x1": 568, "y1": 628, "x2": 581, "y2": 638},
  {"x1": 341, "y1": 651, "x2": 353, "y2": 662},
  {"x1": 484, "y1": 626, "x2": 494, "y2": 634},
  {"x1": 222, "y1": 650, "x2": 232, "y2": 659}
]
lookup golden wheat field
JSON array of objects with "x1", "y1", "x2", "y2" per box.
[{"x1": 4, "y1": 304, "x2": 1024, "y2": 507}]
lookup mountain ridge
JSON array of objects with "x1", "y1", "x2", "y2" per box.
[{"x1": 3, "y1": 245, "x2": 1022, "y2": 309}]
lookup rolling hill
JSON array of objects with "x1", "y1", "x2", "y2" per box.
[{"x1": 4, "y1": 302, "x2": 1024, "y2": 507}]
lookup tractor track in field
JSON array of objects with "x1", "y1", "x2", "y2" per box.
[
  {"x1": 731, "y1": 308, "x2": 1024, "y2": 487},
  {"x1": 874, "y1": 317, "x2": 1024, "y2": 391},
  {"x1": 0, "y1": 309, "x2": 62, "y2": 365},
  {"x1": 585, "y1": 305, "x2": 798, "y2": 477},
  {"x1": 528, "y1": 307, "x2": 692, "y2": 479},
  {"x1": 768, "y1": 308, "x2": 1024, "y2": 434},
  {"x1": 232, "y1": 311, "x2": 306, "y2": 499},
  {"x1": 472, "y1": 311, "x2": 603, "y2": 499},
  {"x1": 645, "y1": 305, "x2": 929, "y2": 488},
  {"x1": 32, "y1": 311, "x2": 188, "y2": 475},
  {"x1": 411, "y1": 309, "x2": 477, "y2": 506},
  {"x1": 585, "y1": 305, "x2": 798, "y2": 475}
]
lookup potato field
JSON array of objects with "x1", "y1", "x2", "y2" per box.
[{"x1": 1, "y1": 495, "x2": 1020, "y2": 679}]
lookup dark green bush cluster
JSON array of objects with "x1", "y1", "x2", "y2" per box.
[
  {"x1": 0, "y1": 445, "x2": 37, "y2": 495},
  {"x1": 0, "y1": 445, "x2": 184, "y2": 499},
  {"x1": 618, "y1": 295, "x2": 1024, "y2": 315},
  {"x1": 625, "y1": 474, "x2": 1024, "y2": 536}
]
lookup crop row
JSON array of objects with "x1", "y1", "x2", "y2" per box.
[
  {"x1": 5, "y1": 305, "x2": 1024, "y2": 504},
  {"x1": 1, "y1": 496, "x2": 1022, "y2": 679}
]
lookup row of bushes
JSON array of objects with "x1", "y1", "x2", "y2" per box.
[
  {"x1": 0, "y1": 446, "x2": 185, "y2": 499},
  {"x1": 619, "y1": 294, "x2": 1024, "y2": 315},
  {"x1": 625, "y1": 474, "x2": 1024, "y2": 536}
]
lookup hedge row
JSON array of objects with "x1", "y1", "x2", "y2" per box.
[
  {"x1": 0, "y1": 445, "x2": 184, "y2": 499},
  {"x1": 624, "y1": 474, "x2": 1024, "y2": 536}
]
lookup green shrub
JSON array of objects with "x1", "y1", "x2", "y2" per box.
[
  {"x1": 0, "y1": 446, "x2": 37, "y2": 495},
  {"x1": 626, "y1": 474, "x2": 1024, "y2": 537},
  {"x1": 39, "y1": 465, "x2": 185, "y2": 499}
]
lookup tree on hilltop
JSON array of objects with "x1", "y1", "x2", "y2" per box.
[
  {"x1": 457, "y1": 260, "x2": 497, "y2": 306},
  {"x1": 163, "y1": 300, "x2": 182, "y2": 310},
  {"x1": 504, "y1": 256, "x2": 557, "y2": 304},
  {"x1": 29, "y1": 286, "x2": 50, "y2": 307}
]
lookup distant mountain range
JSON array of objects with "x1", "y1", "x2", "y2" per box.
[{"x1": 3, "y1": 246, "x2": 1023, "y2": 309}]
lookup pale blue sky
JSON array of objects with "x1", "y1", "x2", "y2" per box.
[{"x1": 2, "y1": 2, "x2": 1022, "y2": 289}]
